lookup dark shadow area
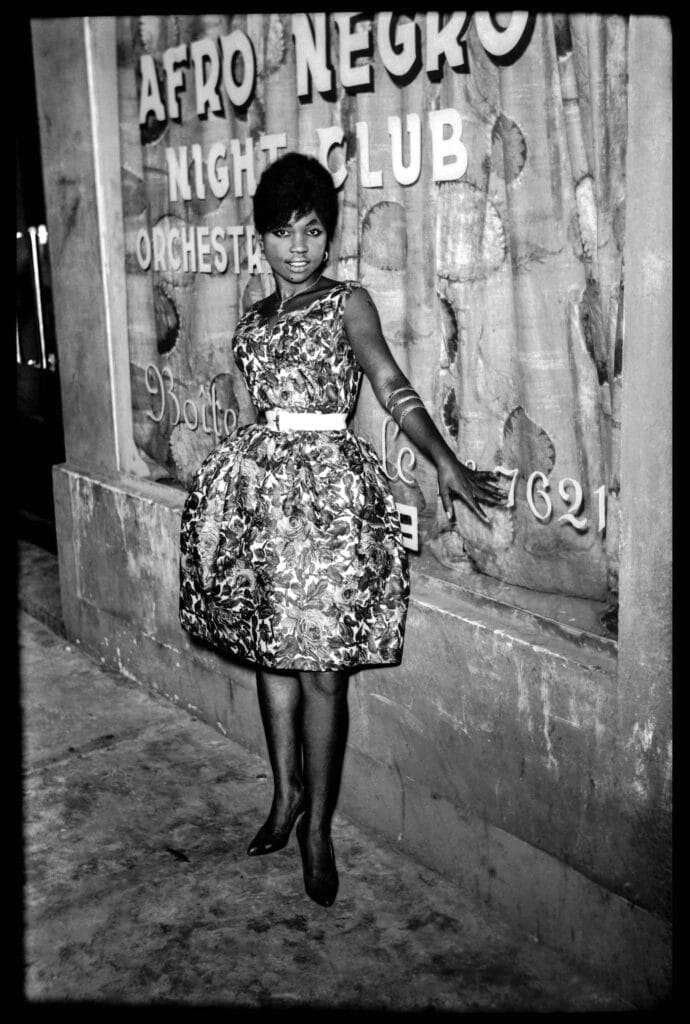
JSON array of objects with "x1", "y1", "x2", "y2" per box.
[{"x1": 16, "y1": 17, "x2": 64, "y2": 555}]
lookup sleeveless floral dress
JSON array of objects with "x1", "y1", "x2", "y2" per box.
[{"x1": 179, "y1": 281, "x2": 409, "y2": 671}]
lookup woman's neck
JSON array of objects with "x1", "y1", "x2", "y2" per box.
[
  {"x1": 274, "y1": 274, "x2": 326, "y2": 312},
  {"x1": 276, "y1": 272, "x2": 323, "y2": 302}
]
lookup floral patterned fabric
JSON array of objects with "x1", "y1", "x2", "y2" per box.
[{"x1": 179, "y1": 281, "x2": 410, "y2": 671}]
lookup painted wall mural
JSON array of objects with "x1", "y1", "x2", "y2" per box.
[{"x1": 116, "y1": 13, "x2": 627, "y2": 607}]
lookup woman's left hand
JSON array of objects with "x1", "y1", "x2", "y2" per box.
[{"x1": 437, "y1": 454, "x2": 507, "y2": 526}]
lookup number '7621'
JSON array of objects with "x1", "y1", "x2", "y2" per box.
[{"x1": 465, "y1": 462, "x2": 607, "y2": 534}]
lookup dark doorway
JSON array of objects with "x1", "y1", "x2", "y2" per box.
[{"x1": 16, "y1": 17, "x2": 64, "y2": 554}]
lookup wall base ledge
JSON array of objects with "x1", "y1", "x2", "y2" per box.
[{"x1": 54, "y1": 464, "x2": 617, "y2": 673}]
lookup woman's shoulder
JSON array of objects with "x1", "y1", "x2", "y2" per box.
[
  {"x1": 303, "y1": 277, "x2": 363, "y2": 309},
  {"x1": 332, "y1": 279, "x2": 372, "y2": 300},
  {"x1": 326, "y1": 278, "x2": 369, "y2": 305},
  {"x1": 332, "y1": 278, "x2": 362, "y2": 292},
  {"x1": 339, "y1": 282, "x2": 378, "y2": 316},
  {"x1": 315, "y1": 276, "x2": 359, "y2": 294},
  {"x1": 325, "y1": 280, "x2": 376, "y2": 321}
]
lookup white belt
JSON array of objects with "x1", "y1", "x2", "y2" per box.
[{"x1": 265, "y1": 408, "x2": 347, "y2": 432}]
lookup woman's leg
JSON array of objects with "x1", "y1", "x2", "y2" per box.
[
  {"x1": 248, "y1": 668, "x2": 304, "y2": 853},
  {"x1": 298, "y1": 670, "x2": 349, "y2": 877}
]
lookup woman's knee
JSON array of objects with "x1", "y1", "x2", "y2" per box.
[{"x1": 300, "y1": 670, "x2": 348, "y2": 697}]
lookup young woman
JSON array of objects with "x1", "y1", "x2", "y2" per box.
[{"x1": 179, "y1": 152, "x2": 505, "y2": 907}]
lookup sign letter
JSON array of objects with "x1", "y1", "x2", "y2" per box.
[
  {"x1": 191, "y1": 37, "x2": 223, "y2": 118},
  {"x1": 474, "y1": 12, "x2": 533, "y2": 62},
  {"x1": 220, "y1": 30, "x2": 256, "y2": 109},
  {"x1": 162, "y1": 44, "x2": 189, "y2": 121},
  {"x1": 429, "y1": 108, "x2": 467, "y2": 182},
  {"x1": 292, "y1": 13, "x2": 335, "y2": 100},
  {"x1": 388, "y1": 114, "x2": 421, "y2": 186},
  {"x1": 333, "y1": 13, "x2": 373, "y2": 91},
  {"x1": 316, "y1": 126, "x2": 348, "y2": 189},
  {"x1": 356, "y1": 121, "x2": 383, "y2": 188},
  {"x1": 138, "y1": 54, "x2": 166, "y2": 124},
  {"x1": 425, "y1": 12, "x2": 470, "y2": 77},
  {"x1": 378, "y1": 14, "x2": 419, "y2": 79}
]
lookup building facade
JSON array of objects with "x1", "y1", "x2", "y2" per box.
[{"x1": 31, "y1": 14, "x2": 671, "y2": 1003}]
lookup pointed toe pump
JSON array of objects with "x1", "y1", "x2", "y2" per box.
[
  {"x1": 296, "y1": 817, "x2": 339, "y2": 907},
  {"x1": 247, "y1": 800, "x2": 304, "y2": 857}
]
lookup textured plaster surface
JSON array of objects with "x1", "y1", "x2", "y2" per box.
[
  {"x1": 53, "y1": 467, "x2": 664, "y2": 913},
  {"x1": 22, "y1": 535, "x2": 671, "y2": 1005},
  {"x1": 21, "y1": 608, "x2": 632, "y2": 1010}
]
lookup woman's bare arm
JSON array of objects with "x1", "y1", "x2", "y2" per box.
[{"x1": 343, "y1": 286, "x2": 505, "y2": 524}]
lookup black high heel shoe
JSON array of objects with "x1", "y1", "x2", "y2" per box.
[
  {"x1": 296, "y1": 817, "x2": 339, "y2": 907},
  {"x1": 247, "y1": 798, "x2": 304, "y2": 857}
]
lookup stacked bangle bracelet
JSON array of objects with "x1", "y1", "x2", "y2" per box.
[
  {"x1": 397, "y1": 401, "x2": 425, "y2": 429},
  {"x1": 385, "y1": 385, "x2": 425, "y2": 428}
]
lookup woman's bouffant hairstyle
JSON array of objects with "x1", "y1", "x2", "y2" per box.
[{"x1": 253, "y1": 152, "x2": 339, "y2": 242}]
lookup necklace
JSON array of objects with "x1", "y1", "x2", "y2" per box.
[{"x1": 275, "y1": 274, "x2": 322, "y2": 315}]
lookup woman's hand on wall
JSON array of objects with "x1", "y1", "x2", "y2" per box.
[{"x1": 436, "y1": 452, "x2": 506, "y2": 525}]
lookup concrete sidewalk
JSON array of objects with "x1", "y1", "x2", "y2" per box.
[{"x1": 20, "y1": 540, "x2": 631, "y2": 1009}]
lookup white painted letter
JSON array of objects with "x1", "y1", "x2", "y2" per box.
[
  {"x1": 167, "y1": 228, "x2": 182, "y2": 272},
  {"x1": 181, "y1": 225, "x2": 197, "y2": 273},
  {"x1": 292, "y1": 13, "x2": 335, "y2": 99},
  {"x1": 162, "y1": 44, "x2": 189, "y2": 121},
  {"x1": 230, "y1": 137, "x2": 257, "y2": 198},
  {"x1": 493, "y1": 465, "x2": 519, "y2": 509},
  {"x1": 526, "y1": 471, "x2": 553, "y2": 523},
  {"x1": 220, "y1": 30, "x2": 255, "y2": 109},
  {"x1": 191, "y1": 143, "x2": 206, "y2": 200},
  {"x1": 594, "y1": 485, "x2": 607, "y2": 533},
  {"x1": 211, "y1": 227, "x2": 229, "y2": 273},
  {"x1": 183, "y1": 398, "x2": 199, "y2": 430},
  {"x1": 333, "y1": 13, "x2": 373, "y2": 91},
  {"x1": 136, "y1": 228, "x2": 152, "y2": 270},
  {"x1": 208, "y1": 141, "x2": 230, "y2": 199},
  {"x1": 152, "y1": 225, "x2": 166, "y2": 270},
  {"x1": 377, "y1": 13, "x2": 419, "y2": 79},
  {"x1": 138, "y1": 54, "x2": 166, "y2": 124},
  {"x1": 197, "y1": 226, "x2": 212, "y2": 273},
  {"x1": 316, "y1": 126, "x2": 348, "y2": 189},
  {"x1": 226, "y1": 225, "x2": 243, "y2": 274},
  {"x1": 246, "y1": 226, "x2": 262, "y2": 275},
  {"x1": 191, "y1": 37, "x2": 223, "y2": 117},
  {"x1": 388, "y1": 114, "x2": 421, "y2": 186},
  {"x1": 474, "y1": 12, "x2": 532, "y2": 60},
  {"x1": 557, "y1": 478, "x2": 588, "y2": 531},
  {"x1": 258, "y1": 132, "x2": 288, "y2": 166},
  {"x1": 429, "y1": 108, "x2": 467, "y2": 182},
  {"x1": 145, "y1": 364, "x2": 165, "y2": 422},
  {"x1": 425, "y1": 12, "x2": 470, "y2": 76},
  {"x1": 166, "y1": 146, "x2": 192, "y2": 202},
  {"x1": 356, "y1": 121, "x2": 383, "y2": 188}
]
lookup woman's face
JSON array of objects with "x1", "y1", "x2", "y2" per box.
[{"x1": 261, "y1": 209, "x2": 328, "y2": 292}]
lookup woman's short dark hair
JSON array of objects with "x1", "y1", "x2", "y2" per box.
[{"x1": 253, "y1": 152, "x2": 339, "y2": 242}]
